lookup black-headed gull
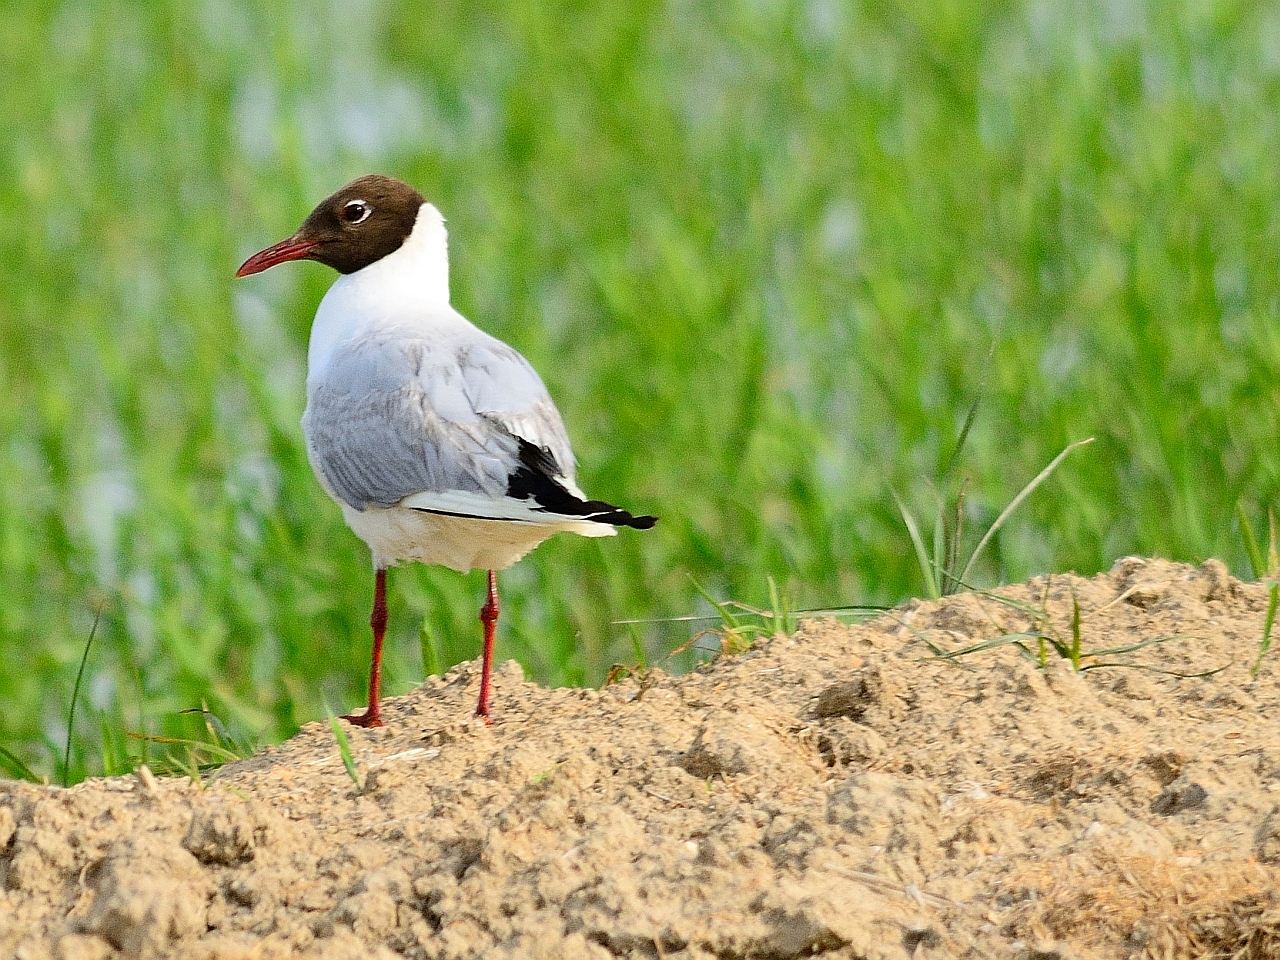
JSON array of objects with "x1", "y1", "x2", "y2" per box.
[{"x1": 236, "y1": 175, "x2": 656, "y2": 725}]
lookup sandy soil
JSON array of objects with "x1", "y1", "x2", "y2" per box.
[{"x1": 4, "y1": 557, "x2": 1280, "y2": 959}]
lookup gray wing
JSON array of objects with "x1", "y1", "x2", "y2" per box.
[{"x1": 303, "y1": 330, "x2": 576, "y2": 511}]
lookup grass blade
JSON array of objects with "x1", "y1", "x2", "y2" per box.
[
  {"x1": 1087, "y1": 634, "x2": 1192, "y2": 657},
  {"x1": 944, "y1": 479, "x2": 968, "y2": 595},
  {"x1": 1083, "y1": 662, "x2": 1232, "y2": 679},
  {"x1": 930, "y1": 483, "x2": 946, "y2": 597},
  {"x1": 613, "y1": 605, "x2": 887, "y2": 626},
  {"x1": 880, "y1": 612, "x2": 947, "y2": 656},
  {"x1": 767, "y1": 576, "x2": 784, "y2": 635},
  {"x1": 177, "y1": 703, "x2": 256, "y2": 762},
  {"x1": 326, "y1": 709, "x2": 360, "y2": 788},
  {"x1": 420, "y1": 619, "x2": 440, "y2": 678},
  {"x1": 688, "y1": 577, "x2": 743, "y2": 630},
  {"x1": 0, "y1": 745, "x2": 42, "y2": 783},
  {"x1": 968, "y1": 587, "x2": 1054, "y2": 619},
  {"x1": 1238, "y1": 502, "x2": 1266, "y2": 580},
  {"x1": 959, "y1": 438, "x2": 1095, "y2": 586},
  {"x1": 63, "y1": 606, "x2": 104, "y2": 787},
  {"x1": 940, "y1": 381, "x2": 985, "y2": 482},
  {"x1": 792, "y1": 604, "x2": 889, "y2": 616},
  {"x1": 1068, "y1": 589, "x2": 1082, "y2": 671},
  {"x1": 931, "y1": 632, "x2": 1047, "y2": 660},
  {"x1": 629, "y1": 627, "x2": 648, "y2": 670},
  {"x1": 1269, "y1": 509, "x2": 1278, "y2": 578},
  {"x1": 125, "y1": 732, "x2": 243, "y2": 766},
  {"x1": 891, "y1": 486, "x2": 939, "y2": 600},
  {"x1": 1250, "y1": 583, "x2": 1280, "y2": 681}
]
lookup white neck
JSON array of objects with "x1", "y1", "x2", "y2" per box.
[
  {"x1": 307, "y1": 203, "x2": 451, "y2": 382},
  {"x1": 380, "y1": 203, "x2": 450, "y2": 304}
]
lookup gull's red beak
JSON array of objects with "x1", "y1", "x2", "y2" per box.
[{"x1": 235, "y1": 235, "x2": 322, "y2": 278}]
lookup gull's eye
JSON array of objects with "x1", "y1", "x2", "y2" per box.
[{"x1": 341, "y1": 199, "x2": 371, "y2": 225}]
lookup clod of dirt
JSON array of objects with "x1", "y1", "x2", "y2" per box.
[
  {"x1": 677, "y1": 707, "x2": 807, "y2": 784},
  {"x1": 82, "y1": 838, "x2": 210, "y2": 958},
  {"x1": 0, "y1": 803, "x2": 14, "y2": 848},
  {"x1": 1255, "y1": 812, "x2": 1280, "y2": 863},
  {"x1": 1139, "y1": 751, "x2": 1183, "y2": 787},
  {"x1": 813, "y1": 670, "x2": 881, "y2": 721},
  {"x1": 4, "y1": 558, "x2": 1280, "y2": 959},
  {"x1": 182, "y1": 804, "x2": 258, "y2": 865},
  {"x1": 1149, "y1": 778, "x2": 1209, "y2": 817}
]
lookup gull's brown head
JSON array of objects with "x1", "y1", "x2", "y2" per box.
[{"x1": 236, "y1": 175, "x2": 426, "y2": 278}]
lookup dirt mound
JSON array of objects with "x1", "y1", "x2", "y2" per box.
[{"x1": 4, "y1": 558, "x2": 1280, "y2": 959}]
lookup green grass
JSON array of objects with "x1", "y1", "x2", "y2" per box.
[
  {"x1": 1241, "y1": 506, "x2": 1279, "y2": 679},
  {"x1": 2, "y1": 0, "x2": 1279, "y2": 782},
  {"x1": 920, "y1": 581, "x2": 1228, "y2": 678},
  {"x1": 326, "y1": 707, "x2": 361, "y2": 790}
]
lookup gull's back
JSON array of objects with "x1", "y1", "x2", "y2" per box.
[{"x1": 303, "y1": 319, "x2": 577, "y2": 513}]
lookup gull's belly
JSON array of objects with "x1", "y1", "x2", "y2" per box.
[{"x1": 339, "y1": 502, "x2": 615, "y2": 572}]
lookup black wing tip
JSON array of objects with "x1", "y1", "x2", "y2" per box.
[
  {"x1": 567, "y1": 504, "x2": 658, "y2": 530},
  {"x1": 588, "y1": 509, "x2": 657, "y2": 530},
  {"x1": 507, "y1": 438, "x2": 658, "y2": 530}
]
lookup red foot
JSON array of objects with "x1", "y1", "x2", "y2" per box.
[{"x1": 340, "y1": 707, "x2": 384, "y2": 728}]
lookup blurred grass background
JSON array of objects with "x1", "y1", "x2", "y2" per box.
[{"x1": 2, "y1": 0, "x2": 1279, "y2": 781}]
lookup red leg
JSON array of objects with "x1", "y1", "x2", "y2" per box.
[
  {"x1": 344, "y1": 567, "x2": 387, "y2": 728},
  {"x1": 475, "y1": 569, "x2": 499, "y2": 722}
]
